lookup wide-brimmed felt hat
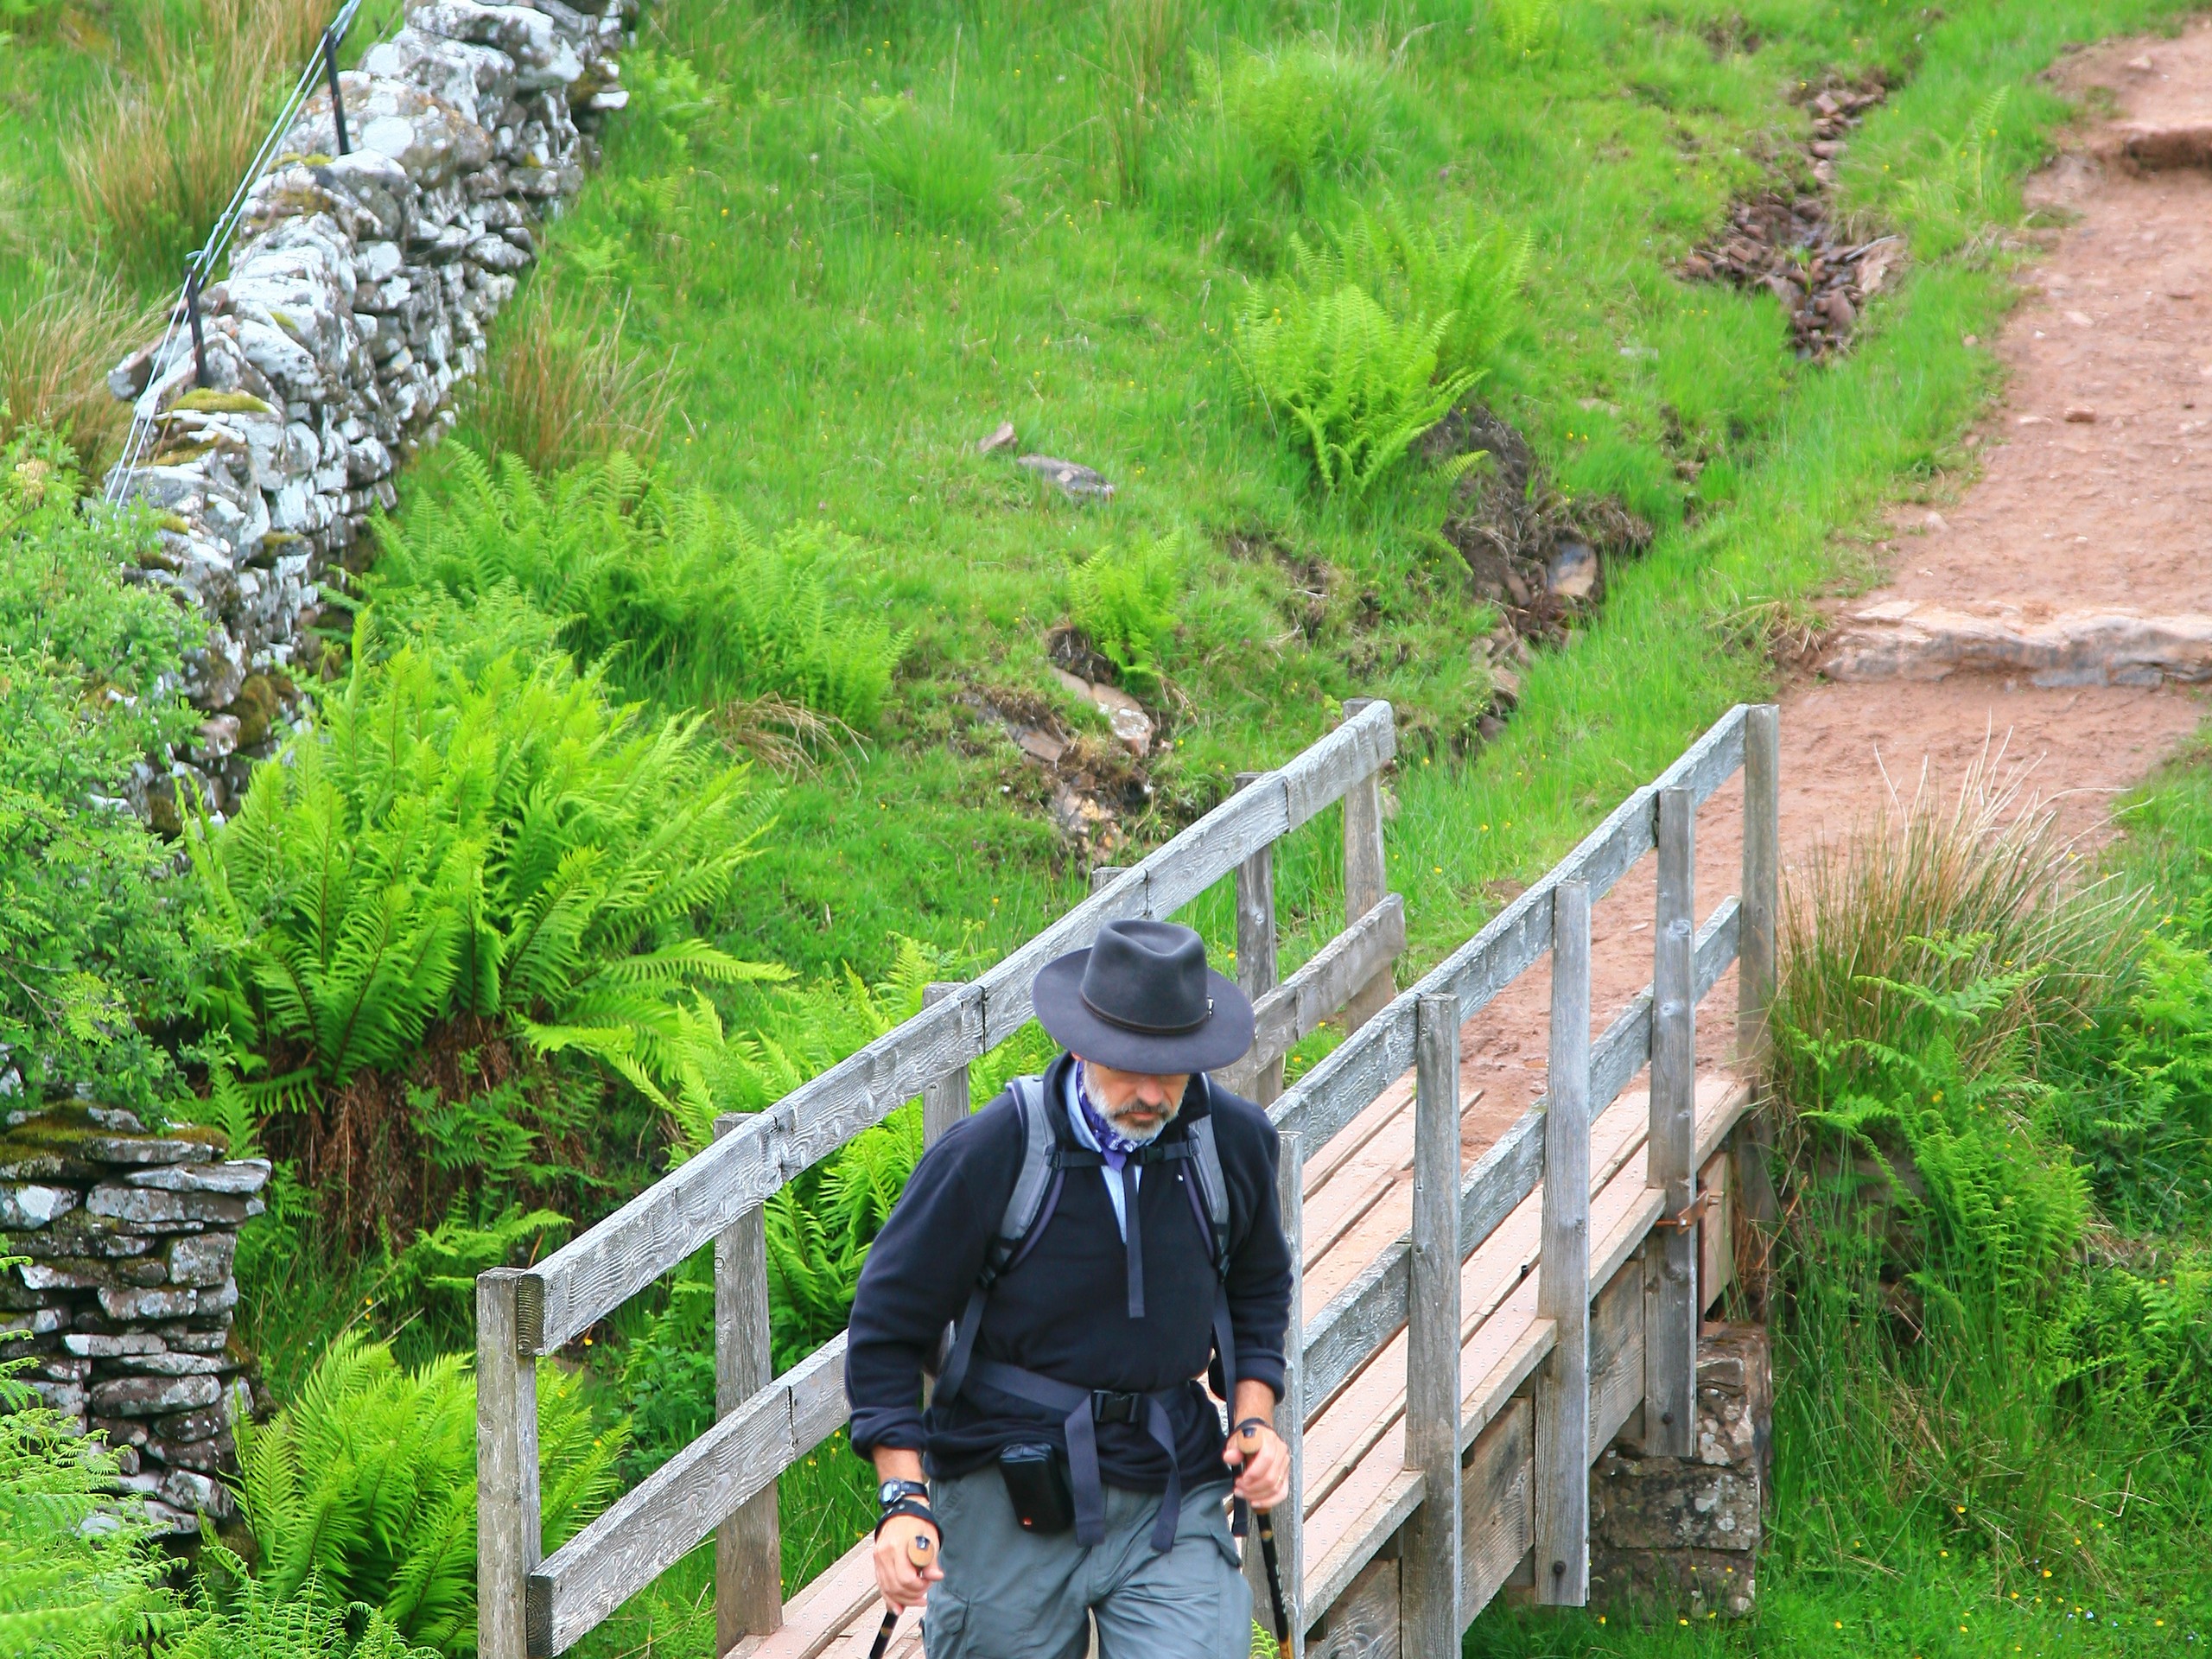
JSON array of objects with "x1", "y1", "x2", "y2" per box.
[{"x1": 1032, "y1": 918, "x2": 1255, "y2": 1075}]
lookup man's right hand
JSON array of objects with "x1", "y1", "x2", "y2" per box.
[{"x1": 872, "y1": 1510, "x2": 943, "y2": 1611}]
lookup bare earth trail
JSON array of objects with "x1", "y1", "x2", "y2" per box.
[{"x1": 1432, "y1": 23, "x2": 2212, "y2": 1166}]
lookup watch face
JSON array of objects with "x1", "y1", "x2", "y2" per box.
[{"x1": 879, "y1": 1479, "x2": 908, "y2": 1507}]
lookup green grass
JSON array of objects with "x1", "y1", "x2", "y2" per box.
[{"x1": 396, "y1": 0, "x2": 2184, "y2": 1006}]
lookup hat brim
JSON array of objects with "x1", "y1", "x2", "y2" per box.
[{"x1": 1032, "y1": 949, "x2": 1256, "y2": 1075}]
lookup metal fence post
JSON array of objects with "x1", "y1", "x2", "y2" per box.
[
  {"x1": 478, "y1": 1268, "x2": 539, "y2": 1659},
  {"x1": 1234, "y1": 771, "x2": 1284, "y2": 1105},
  {"x1": 1535, "y1": 881, "x2": 1591, "y2": 1605},
  {"x1": 1402, "y1": 994, "x2": 1462, "y2": 1656},
  {"x1": 321, "y1": 29, "x2": 351, "y2": 155},
  {"x1": 1645, "y1": 788, "x2": 1698, "y2": 1457},
  {"x1": 715, "y1": 1192, "x2": 782, "y2": 1649},
  {"x1": 1340, "y1": 701, "x2": 1393, "y2": 1034}
]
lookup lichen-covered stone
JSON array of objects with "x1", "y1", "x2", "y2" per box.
[
  {"x1": 124, "y1": 1159, "x2": 270, "y2": 1196},
  {"x1": 0, "y1": 1183, "x2": 80, "y2": 1229},
  {"x1": 88, "y1": 1182, "x2": 253, "y2": 1228},
  {"x1": 167, "y1": 1231, "x2": 240, "y2": 1287},
  {"x1": 89, "y1": 1371, "x2": 222, "y2": 1418}
]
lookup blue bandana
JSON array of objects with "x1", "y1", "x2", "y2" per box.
[{"x1": 1073, "y1": 1062, "x2": 1147, "y2": 1169}]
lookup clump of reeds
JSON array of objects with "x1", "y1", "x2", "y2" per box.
[
  {"x1": 65, "y1": 0, "x2": 334, "y2": 277},
  {"x1": 461, "y1": 283, "x2": 679, "y2": 475},
  {"x1": 1101, "y1": 0, "x2": 1188, "y2": 202},
  {"x1": 0, "y1": 264, "x2": 162, "y2": 477},
  {"x1": 1768, "y1": 741, "x2": 2143, "y2": 1108}
]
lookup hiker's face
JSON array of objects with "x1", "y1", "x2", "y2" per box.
[{"x1": 1078, "y1": 1059, "x2": 1191, "y2": 1144}]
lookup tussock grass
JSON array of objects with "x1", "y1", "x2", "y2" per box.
[
  {"x1": 63, "y1": 0, "x2": 335, "y2": 277},
  {"x1": 464, "y1": 282, "x2": 679, "y2": 474},
  {"x1": 0, "y1": 264, "x2": 158, "y2": 474},
  {"x1": 1769, "y1": 745, "x2": 2144, "y2": 1103}
]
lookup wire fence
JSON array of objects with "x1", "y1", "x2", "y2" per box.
[{"x1": 104, "y1": 0, "x2": 368, "y2": 505}]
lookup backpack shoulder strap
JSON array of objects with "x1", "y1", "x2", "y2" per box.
[
  {"x1": 993, "y1": 1074, "x2": 1057, "y2": 1270},
  {"x1": 935, "y1": 1073, "x2": 1060, "y2": 1404},
  {"x1": 1183, "y1": 1083, "x2": 1233, "y2": 1281}
]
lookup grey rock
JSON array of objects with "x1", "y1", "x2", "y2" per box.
[
  {"x1": 27, "y1": 1378, "x2": 87, "y2": 1415},
  {"x1": 124, "y1": 1159, "x2": 271, "y2": 1196},
  {"x1": 64, "y1": 1332, "x2": 167, "y2": 1357},
  {"x1": 89, "y1": 1184, "x2": 251, "y2": 1228},
  {"x1": 89, "y1": 1372, "x2": 222, "y2": 1418},
  {"x1": 0, "y1": 1184, "x2": 79, "y2": 1229},
  {"x1": 97, "y1": 1286, "x2": 198, "y2": 1322},
  {"x1": 166, "y1": 1232, "x2": 239, "y2": 1288},
  {"x1": 144, "y1": 1431, "x2": 235, "y2": 1471},
  {"x1": 117, "y1": 1352, "x2": 231, "y2": 1376},
  {"x1": 154, "y1": 1404, "x2": 231, "y2": 1443},
  {"x1": 1015, "y1": 454, "x2": 1116, "y2": 503},
  {"x1": 2, "y1": 1307, "x2": 67, "y2": 1337}
]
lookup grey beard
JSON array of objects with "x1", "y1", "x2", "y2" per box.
[{"x1": 1105, "y1": 1108, "x2": 1172, "y2": 1146}]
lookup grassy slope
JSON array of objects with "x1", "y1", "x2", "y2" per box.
[
  {"x1": 416, "y1": 0, "x2": 1997, "y2": 995},
  {"x1": 406, "y1": 0, "x2": 2209, "y2": 1647}
]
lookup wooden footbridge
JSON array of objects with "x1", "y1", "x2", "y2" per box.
[{"x1": 476, "y1": 699, "x2": 1782, "y2": 1659}]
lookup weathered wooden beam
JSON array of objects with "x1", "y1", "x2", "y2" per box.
[
  {"x1": 1738, "y1": 704, "x2": 1779, "y2": 1074},
  {"x1": 1644, "y1": 786, "x2": 1698, "y2": 1457},
  {"x1": 530, "y1": 1339, "x2": 849, "y2": 1655},
  {"x1": 1232, "y1": 772, "x2": 1285, "y2": 1106},
  {"x1": 515, "y1": 702, "x2": 1398, "y2": 1352},
  {"x1": 1220, "y1": 897, "x2": 1406, "y2": 1102},
  {"x1": 1534, "y1": 882, "x2": 1591, "y2": 1607},
  {"x1": 1401, "y1": 995, "x2": 1461, "y2": 1659},
  {"x1": 1271, "y1": 708, "x2": 1751, "y2": 1159},
  {"x1": 715, "y1": 1199, "x2": 780, "y2": 1653},
  {"x1": 478, "y1": 1269, "x2": 538, "y2": 1659},
  {"x1": 920, "y1": 982, "x2": 970, "y2": 1147},
  {"x1": 1341, "y1": 700, "x2": 1395, "y2": 1035}
]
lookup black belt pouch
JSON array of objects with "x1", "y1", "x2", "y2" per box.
[{"x1": 998, "y1": 1442, "x2": 1075, "y2": 1535}]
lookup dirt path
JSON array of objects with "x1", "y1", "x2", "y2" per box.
[{"x1": 1447, "y1": 25, "x2": 2212, "y2": 1150}]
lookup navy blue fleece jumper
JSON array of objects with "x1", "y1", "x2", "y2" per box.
[{"x1": 844, "y1": 1052, "x2": 1293, "y2": 1491}]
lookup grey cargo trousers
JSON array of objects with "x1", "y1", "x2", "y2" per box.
[{"x1": 920, "y1": 1470, "x2": 1252, "y2": 1659}]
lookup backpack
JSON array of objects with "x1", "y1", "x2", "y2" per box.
[{"x1": 933, "y1": 1071, "x2": 1236, "y2": 1407}]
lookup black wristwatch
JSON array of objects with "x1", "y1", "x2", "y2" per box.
[{"x1": 878, "y1": 1477, "x2": 931, "y2": 1512}]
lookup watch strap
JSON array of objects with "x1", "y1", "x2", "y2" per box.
[{"x1": 874, "y1": 1495, "x2": 938, "y2": 1538}]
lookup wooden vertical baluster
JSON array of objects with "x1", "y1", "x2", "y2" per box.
[
  {"x1": 1737, "y1": 705, "x2": 1780, "y2": 1075},
  {"x1": 1402, "y1": 994, "x2": 1462, "y2": 1656},
  {"x1": 715, "y1": 1184, "x2": 781, "y2": 1654},
  {"x1": 1340, "y1": 700, "x2": 1393, "y2": 1034},
  {"x1": 1535, "y1": 881, "x2": 1591, "y2": 1605},
  {"x1": 1234, "y1": 770, "x2": 1285, "y2": 1105},
  {"x1": 478, "y1": 1268, "x2": 538, "y2": 1659},
  {"x1": 921, "y1": 982, "x2": 971, "y2": 1147},
  {"x1": 1645, "y1": 787, "x2": 1698, "y2": 1458},
  {"x1": 1255, "y1": 1130, "x2": 1305, "y2": 1657},
  {"x1": 1732, "y1": 707, "x2": 1783, "y2": 1311}
]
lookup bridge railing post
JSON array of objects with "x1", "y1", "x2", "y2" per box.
[
  {"x1": 1234, "y1": 771, "x2": 1285, "y2": 1105},
  {"x1": 478, "y1": 1268, "x2": 539, "y2": 1659},
  {"x1": 1535, "y1": 881, "x2": 1591, "y2": 1605},
  {"x1": 1644, "y1": 787, "x2": 1698, "y2": 1456},
  {"x1": 1340, "y1": 701, "x2": 1393, "y2": 1034},
  {"x1": 1402, "y1": 994, "x2": 1462, "y2": 1656},
  {"x1": 1732, "y1": 707, "x2": 1783, "y2": 1311},
  {"x1": 715, "y1": 1150, "x2": 781, "y2": 1651},
  {"x1": 922, "y1": 982, "x2": 972, "y2": 1147}
]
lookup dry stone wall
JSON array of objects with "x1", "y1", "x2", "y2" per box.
[
  {"x1": 1, "y1": 1105, "x2": 270, "y2": 1535},
  {"x1": 103, "y1": 0, "x2": 636, "y2": 830}
]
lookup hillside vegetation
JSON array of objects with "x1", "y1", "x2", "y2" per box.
[{"x1": 4, "y1": 0, "x2": 2212, "y2": 1649}]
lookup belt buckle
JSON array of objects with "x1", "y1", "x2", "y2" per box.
[{"x1": 1090, "y1": 1389, "x2": 1142, "y2": 1425}]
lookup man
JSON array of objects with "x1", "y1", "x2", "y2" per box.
[{"x1": 846, "y1": 918, "x2": 1295, "y2": 1659}]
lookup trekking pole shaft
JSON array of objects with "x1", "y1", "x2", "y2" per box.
[{"x1": 1237, "y1": 1422, "x2": 1292, "y2": 1647}]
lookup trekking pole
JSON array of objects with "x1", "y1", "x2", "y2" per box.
[
  {"x1": 868, "y1": 1530, "x2": 937, "y2": 1659},
  {"x1": 1236, "y1": 1421, "x2": 1291, "y2": 1649}
]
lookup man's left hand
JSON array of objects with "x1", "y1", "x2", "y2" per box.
[{"x1": 1224, "y1": 1421, "x2": 1290, "y2": 1510}]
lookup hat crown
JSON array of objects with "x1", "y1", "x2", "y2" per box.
[{"x1": 1078, "y1": 920, "x2": 1211, "y2": 1038}]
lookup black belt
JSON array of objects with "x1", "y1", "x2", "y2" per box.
[{"x1": 968, "y1": 1358, "x2": 1187, "y2": 1553}]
